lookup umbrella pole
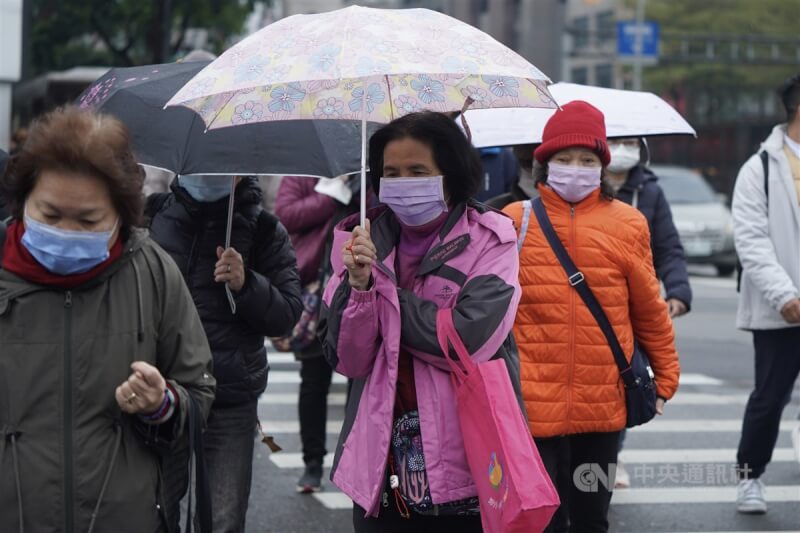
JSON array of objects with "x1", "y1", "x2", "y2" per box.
[
  {"x1": 224, "y1": 176, "x2": 237, "y2": 315},
  {"x1": 360, "y1": 89, "x2": 367, "y2": 228}
]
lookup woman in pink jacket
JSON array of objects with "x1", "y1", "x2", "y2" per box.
[{"x1": 318, "y1": 111, "x2": 523, "y2": 532}]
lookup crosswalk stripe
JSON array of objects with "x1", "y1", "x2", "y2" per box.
[
  {"x1": 269, "y1": 370, "x2": 347, "y2": 385},
  {"x1": 678, "y1": 373, "x2": 724, "y2": 386},
  {"x1": 611, "y1": 485, "x2": 800, "y2": 504},
  {"x1": 668, "y1": 393, "x2": 749, "y2": 405},
  {"x1": 270, "y1": 453, "x2": 335, "y2": 469},
  {"x1": 259, "y1": 418, "x2": 800, "y2": 435},
  {"x1": 620, "y1": 448, "x2": 795, "y2": 463},
  {"x1": 259, "y1": 392, "x2": 347, "y2": 405},
  {"x1": 633, "y1": 419, "x2": 800, "y2": 433},
  {"x1": 312, "y1": 492, "x2": 352, "y2": 510},
  {"x1": 268, "y1": 353, "x2": 297, "y2": 365}
]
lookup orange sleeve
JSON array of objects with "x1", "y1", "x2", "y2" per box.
[
  {"x1": 502, "y1": 201, "x2": 524, "y2": 235},
  {"x1": 626, "y1": 219, "x2": 681, "y2": 400}
]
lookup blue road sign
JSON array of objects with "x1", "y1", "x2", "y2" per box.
[{"x1": 617, "y1": 21, "x2": 660, "y2": 58}]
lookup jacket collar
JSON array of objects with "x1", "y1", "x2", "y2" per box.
[
  {"x1": 619, "y1": 164, "x2": 657, "y2": 192},
  {"x1": 171, "y1": 176, "x2": 263, "y2": 218},
  {"x1": 537, "y1": 183, "x2": 606, "y2": 214},
  {"x1": 336, "y1": 202, "x2": 472, "y2": 280}
]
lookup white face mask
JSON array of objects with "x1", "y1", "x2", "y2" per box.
[{"x1": 608, "y1": 144, "x2": 640, "y2": 173}]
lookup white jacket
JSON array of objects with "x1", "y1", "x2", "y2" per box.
[{"x1": 733, "y1": 124, "x2": 800, "y2": 330}]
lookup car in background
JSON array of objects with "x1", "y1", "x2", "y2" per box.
[{"x1": 651, "y1": 164, "x2": 737, "y2": 277}]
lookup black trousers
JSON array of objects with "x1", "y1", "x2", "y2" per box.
[
  {"x1": 298, "y1": 354, "x2": 334, "y2": 467},
  {"x1": 353, "y1": 495, "x2": 482, "y2": 533},
  {"x1": 737, "y1": 328, "x2": 800, "y2": 479},
  {"x1": 535, "y1": 431, "x2": 621, "y2": 533}
]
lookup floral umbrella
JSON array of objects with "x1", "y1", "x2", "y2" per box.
[{"x1": 167, "y1": 5, "x2": 557, "y2": 222}]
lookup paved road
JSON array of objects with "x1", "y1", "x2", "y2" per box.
[{"x1": 245, "y1": 272, "x2": 800, "y2": 533}]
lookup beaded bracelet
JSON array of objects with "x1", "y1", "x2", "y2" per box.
[{"x1": 139, "y1": 387, "x2": 176, "y2": 425}]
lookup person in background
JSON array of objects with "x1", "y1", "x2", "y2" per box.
[
  {"x1": 0, "y1": 106, "x2": 215, "y2": 532},
  {"x1": 275, "y1": 174, "x2": 360, "y2": 493},
  {"x1": 732, "y1": 73, "x2": 800, "y2": 515},
  {"x1": 319, "y1": 111, "x2": 523, "y2": 532},
  {"x1": 142, "y1": 165, "x2": 175, "y2": 196},
  {"x1": 259, "y1": 175, "x2": 284, "y2": 214},
  {"x1": 604, "y1": 136, "x2": 692, "y2": 488},
  {"x1": 504, "y1": 101, "x2": 680, "y2": 532},
  {"x1": 0, "y1": 148, "x2": 8, "y2": 220},
  {"x1": 474, "y1": 146, "x2": 519, "y2": 203},
  {"x1": 146, "y1": 173, "x2": 303, "y2": 533},
  {"x1": 486, "y1": 143, "x2": 538, "y2": 209}
]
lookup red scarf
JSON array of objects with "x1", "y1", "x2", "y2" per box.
[{"x1": 2, "y1": 220, "x2": 123, "y2": 289}]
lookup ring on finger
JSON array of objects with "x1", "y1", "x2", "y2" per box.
[
  {"x1": 227, "y1": 264, "x2": 231, "y2": 273},
  {"x1": 127, "y1": 392, "x2": 137, "y2": 403}
]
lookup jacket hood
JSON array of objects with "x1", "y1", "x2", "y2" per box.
[
  {"x1": 171, "y1": 176, "x2": 263, "y2": 217},
  {"x1": 620, "y1": 164, "x2": 658, "y2": 192},
  {"x1": 761, "y1": 124, "x2": 789, "y2": 157}
]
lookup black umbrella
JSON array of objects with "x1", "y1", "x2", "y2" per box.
[{"x1": 76, "y1": 62, "x2": 378, "y2": 178}]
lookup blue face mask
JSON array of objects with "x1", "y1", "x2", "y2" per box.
[
  {"x1": 179, "y1": 175, "x2": 233, "y2": 202},
  {"x1": 22, "y1": 213, "x2": 118, "y2": 275}
]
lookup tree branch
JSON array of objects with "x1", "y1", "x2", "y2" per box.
[
  {"x1": 172, "y1": 10, "x2": 193, "y2": 54},
  {"x1": 89, "y1": 12, "x2": 133, "y2": 65}
]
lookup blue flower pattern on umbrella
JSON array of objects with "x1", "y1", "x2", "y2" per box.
[
  {"x1": 355, "y1": 56, "x2": 393, "y2": 77},
  {"x1": 234, "y1": 56, "x2": 271, "y2": 84},
  {"x1": 348, "y1": 83, "x2": 386, "y2": 114},
  {"x1": 268, "y1": 83, "x2": 306, "y2": 113},
  {"x1": 410, "y1": 75, "x2": 445, "y2": 104},
  {"x1": 310, "y1": 45, "x2": 342, "y2": 73},
  {"x1": 482, "y1": 75, "x2": 519, "y2": 98}
]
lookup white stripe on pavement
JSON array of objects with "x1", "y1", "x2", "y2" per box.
[
  {"x1": 619, "y1": 448, "x2": 795, "y2": 464},
  {"x1": 678, "y1": 373, "x2": 724, "y2": 386},
  {"x1": 268, "y1": 353, "x2": 297, "y2": 365},
  {"x1": 612, "y1": 485, "x2": 800, "y2": 504},
  {"x1": 259, "y1": 392, "x2": 347, "y2": 406},
  {"x1": 258, "y1": 420, "x2": 342, "y2": 433},
  {"x1": 689, "y1": 276, "x2": 737, "y2": 289},
  {"x1": 259, "y1": 418, "x2": 800, "y2": 435},
  {"x1": 669, "y1": 393, "x2": 749, "y2": 405},
  {"x1": 269, "y1": 370, "x2": 347, "y2": 385},
  {"x1": 633, "y1": 419, "x2": 799, "y2": 433},
  {"x1": 270, "y1": 453, "x2": 335, "y2": 469},
  {"x1": 313, "y1": 492, "x2": 352, "y2": 510}
]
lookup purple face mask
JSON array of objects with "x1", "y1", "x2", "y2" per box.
[
  {"x1": 379, "y1": 175, "x2": 448, "y2": 226},
  {"x1": 547, "y1": 163, "x2": 602, "y2": 203}
]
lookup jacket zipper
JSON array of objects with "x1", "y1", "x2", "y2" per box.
[
  {"x1": 566, "y1": 206, "x2": 576, "y2": 432},
  {"x1": 63, "y1": 290, "x2": 74, "y2": 533}
]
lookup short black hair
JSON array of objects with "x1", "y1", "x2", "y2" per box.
[
  {"x1": 368, "y1": 111, "x2": 482, "y2": 205},
  {"x1": 780, "y1": 73, "x2": 800, "y2": 122}
]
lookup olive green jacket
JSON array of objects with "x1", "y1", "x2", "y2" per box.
[{"x1": 0, "y1": 228, "x2": 215, "y2": 533}]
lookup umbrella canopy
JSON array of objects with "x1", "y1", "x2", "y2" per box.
[
  {"x1": 166, "y1": 5, "x2": 556, "y2": 223},
  {"x1": 165, "y1": 5, "x2": 555, "y2": 127},
  {"x1": 76, "y1": 61, "x2": 379, "y2": 178},
  {"x1": 464, "y1": 82, "x2": 696, "y2": 148}
]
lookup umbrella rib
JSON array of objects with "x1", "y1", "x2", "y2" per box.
[
  {"x1": 385, "y1": 74, "x2": 394, "y2": 122},
  {"x1": 203, "y1": 90, "x2": 240, "y2": 132}
]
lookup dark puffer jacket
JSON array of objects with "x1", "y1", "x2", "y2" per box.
[
  {"x1": 148, "y1": 177, "x2": 303, "y2": 406},
  {"x1": 616, "y1": 165, "x2": 693, "y2": 309}
]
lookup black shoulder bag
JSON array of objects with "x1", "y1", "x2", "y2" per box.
[{"x1": 526, "y1": 198, "x2": 658, "y2": 428}]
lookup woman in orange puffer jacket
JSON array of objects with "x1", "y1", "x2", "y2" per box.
[{"x1": 503, "y1": 101, "x2": 680, "y2": 533}]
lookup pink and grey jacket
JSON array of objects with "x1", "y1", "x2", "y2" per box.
[{"x1": 318, "y1": 201, "x2": 523, "y2": 517}]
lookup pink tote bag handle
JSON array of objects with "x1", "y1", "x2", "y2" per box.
[{"x1": 436, "y1": 308, "x2": 478, "y2": 381}]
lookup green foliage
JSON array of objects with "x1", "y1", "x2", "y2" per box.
[
  {"x1": 641, "y1": 0, "x2": 800, "y2": 93},
  {"x1": 31, "y1": 0, "x2": 262, "y2": 75}
]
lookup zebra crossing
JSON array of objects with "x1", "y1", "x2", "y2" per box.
[{"x1": 256, "y1": 346, "x2": 800, "y2": 531}]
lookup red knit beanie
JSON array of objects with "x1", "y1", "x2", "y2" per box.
[{"x1": 533, "y1": 100, "x2": 610, "y2": 165}]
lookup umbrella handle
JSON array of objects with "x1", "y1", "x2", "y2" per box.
[
  {"x1": 360, "y1": 82, "x2": 367, "y2": 227},
  {"x1": 225, "y1": 176, "x2": 237, "y2": 315}
]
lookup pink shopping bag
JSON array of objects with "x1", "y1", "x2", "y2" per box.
[{"x1": 436, "y1": 308, "x2": 559, "y2": 533}]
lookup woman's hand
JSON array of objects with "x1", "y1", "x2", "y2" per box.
[
  {"x1": 214, "y1": 246, "x2": 246, "y2": 292},
  {"x1": 344, "y1": 218, "x2": 376, "y2": 291},
  {"x1": 115, "y1": 361, "x2": 168, "y2": 415},
  {"x1": 656, "y1": 397, "x2": 666, "y2": 416}
]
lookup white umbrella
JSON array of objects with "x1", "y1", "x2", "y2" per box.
[{"x1": 465, "y1": 82, "x2": 696, "y2": 148}]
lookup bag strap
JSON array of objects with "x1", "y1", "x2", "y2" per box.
[
  {"x1": 435, "y1": 308, "x2": 476, "y2": 382},
  {"x1": 185, "y1": 393, "x2": 212, "y2": 533},
  {"x1": 516, "y1": 200, "x2": 532, "y2": 253},
  {"x1": 530, "y1": 198, "x2": 637, "y2": 389},
  {"x1": 760, "y1": 150, "x2": 769, "y2": 205}
]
